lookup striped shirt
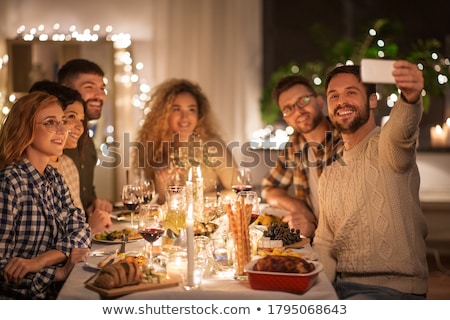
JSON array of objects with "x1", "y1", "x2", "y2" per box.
[
  {"x1": 50, "y1": 155, "x2": 84, "y2": 210},
  {"x1": 0, "y1": 159, "x2": 91, "y2": 299}
]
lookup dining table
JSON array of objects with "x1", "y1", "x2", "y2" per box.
[{"x1": 57, "y1": 206, "x2": 338, "y2": 300}]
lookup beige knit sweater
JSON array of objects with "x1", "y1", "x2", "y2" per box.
[{"x1": 314, "y1": 97, "x2": 428, "y2": 295}]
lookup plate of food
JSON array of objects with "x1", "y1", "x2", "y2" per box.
[
  {"x1": 93, "y1": 228, "x2": 142, "y2": 244},
  {"x1": 244, "y1": 256, "x2": 322, "y2": 294},
  {"x1": 110, "y1": 210, "x2": 133, "y2": 222}
]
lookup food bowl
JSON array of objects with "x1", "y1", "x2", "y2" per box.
[{"x1": 244, "y1": 258, "x2": 322, "y2": 294}]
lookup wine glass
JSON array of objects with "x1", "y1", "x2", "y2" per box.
[
  {"x1": 121, "y1": 184, "x2": 140, "y2": 229},
  {"x1": 231, "y1": 167, "x2": 253, "y2": 194},
  {"x1": 138, "y1": 179, "x2": 155, "y2": 204},
  {"x1": 138, "y1": 204, "x2": 164, "y2": 270}
]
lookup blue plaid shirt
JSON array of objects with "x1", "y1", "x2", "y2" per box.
[{"x1": 0, "y1": 159, "x2": 91, "y2": 299}]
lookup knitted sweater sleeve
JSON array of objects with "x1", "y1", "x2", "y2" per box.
[{"x1": 379, "y1": 97, "x2": 423, "y2": 173}]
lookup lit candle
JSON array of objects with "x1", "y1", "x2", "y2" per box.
[
  {"x1": 186, "y1": 203, "x2": 195, "y2": 287},
  {"x1": 444, "y1": 118, "x2": 450, "y2": 147},
  {"x1": 196, "y1": 166, "x2": 204, "y2": 212},
  {"x1": 430, "y1": 124, "x2": 447, "y2": 148},
  {"x1": 381, "y1": 115, "x2": 390, "y2": 127},
  {"x1": 166, "y1": 253, "x2": 187, "y2": 282}
]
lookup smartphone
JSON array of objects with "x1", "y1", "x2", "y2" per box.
[{"x1": 360, "y1": 59, "x2": 395, "y2": 84}]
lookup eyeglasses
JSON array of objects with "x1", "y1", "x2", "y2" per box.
[
  {"x1": 37, "y1": 120, "x2": 69, "y2": 133},
  {"x1": 281, "y1": 94, "x2": 314, "y2": 117}
]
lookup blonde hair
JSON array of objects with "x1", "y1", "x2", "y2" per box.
[
  {"x1": 134, "y1": 78, "x2": 223, "y2": 178},
  {"x1": 0, "y1": 92, "x2": 61, "y2": 169}
]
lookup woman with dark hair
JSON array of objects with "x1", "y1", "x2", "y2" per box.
[{"x1": 29, "y1": 80, "x2": 111, "y2": 234}]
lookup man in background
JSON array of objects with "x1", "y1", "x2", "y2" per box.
[
  {"x1": 58, "y1": 59, "x2": 113, "y2": 215},
  {"x1": 261, "y1": 75, "x2": 342, "y2": 238}
]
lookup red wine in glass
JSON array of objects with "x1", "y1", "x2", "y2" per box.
[
  {"x1": 231, "y1": 184, "x2": 253, "y2": 194},
  {"x1": 123, "y1": 200, "x2": 139, "y2": 211},
  {"x1": 249, "y1": 213, "x2": 259, "y2": 225},
  {"x1": 139, "y1": 227, "x2": 164, "y2": 243}
]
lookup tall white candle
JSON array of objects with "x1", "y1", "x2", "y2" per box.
[
  {"x1": 186, "y1": 203, "x2": 195, "y2": 286},
  {"x1": 444, "y1": 118, "x2": 450, "y2": 147},
  {"x1": 196, "y1": 166, "x2": 204, "y2": 213},
  {"x1": 430, "y1": 124, "x2": 447, "y2": 148}
]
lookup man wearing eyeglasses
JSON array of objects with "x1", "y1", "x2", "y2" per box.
[{"x1": 261, "y1": 75, "x2": 343, "y2": 238}]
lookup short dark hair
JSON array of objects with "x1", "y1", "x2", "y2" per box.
[
  {"x1": 57, "y1": 59, "x2": 104, "y2": 86},
  {"x1": 272, "y1": 75, "x2": 317, "y2": 105},
  {"x1": 324, "y1": 65, "x2": 377, "y2": 96},
  {"x1": 29, "y1": 80, "x2": 86, "y2": 111}
]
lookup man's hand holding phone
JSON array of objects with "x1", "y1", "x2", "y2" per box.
[{"x1": 360, "y1": 59, "x2": 395, "y2": 84}]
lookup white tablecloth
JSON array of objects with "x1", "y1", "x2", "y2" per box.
[{"x1": 57, "y1": 239, "x2": 337, "y2": 300}]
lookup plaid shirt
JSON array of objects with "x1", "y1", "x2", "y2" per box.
[
  {"x1": 0, "y1": 159, "x2": 91, "y2": 299},
  {"x1": 261, "y1": 119, "x2": 343, "y2": 213}
]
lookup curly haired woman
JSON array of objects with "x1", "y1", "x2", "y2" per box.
[{"x1": 134, "y1": 78, "x2": 237, "y2": 203}]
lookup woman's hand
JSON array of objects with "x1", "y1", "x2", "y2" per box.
[
  {"x1": 54, "y1": 248, "x2": 90, "y2": 281},
  {"x1": 89, "y1": 209, "x2": 112, "y2": 235},
  {"x1": 3, "y1": 257, "x2": 42, "y2": 284},
  {"x1": 3, "y1": 248, "x2": 68, "y2": 284}
]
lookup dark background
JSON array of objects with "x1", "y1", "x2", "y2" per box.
[{"x1": 262, "y1": 0, "x2": 450, "y2": 150}]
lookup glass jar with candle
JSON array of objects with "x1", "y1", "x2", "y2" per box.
[
  {"x1": 162, "y1": 186, "x2": 187, "y2": 253},
  {"x1": 194, "y1": 236, "x2": 216, "y2": 278},
  {"x1": 165, "y1": 251, "x2": 202, "y2": 290}
]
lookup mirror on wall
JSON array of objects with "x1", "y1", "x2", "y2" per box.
[{"x1": 1, "y1": 39, "x2": 134, "y2": 203}]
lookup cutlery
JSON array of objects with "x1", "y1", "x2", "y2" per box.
[
  {"x1": 118, "y1": 234, "x2": 128, "y2": 258},
  {"x1": 89, "y1": 251, "x2": 116, "y2": 257}
]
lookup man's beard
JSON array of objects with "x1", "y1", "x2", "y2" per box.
[
  {"x1": 333, "y1": 103, "x2": 370, "y2": 134},
  {"x1": 298, "y1": 112, "x2": 323, "y2": 135}
]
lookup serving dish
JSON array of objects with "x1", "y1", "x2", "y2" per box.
[
  {"x1": 85, "y1": 274, "x2": 178, "y2": 298},
  {"x1": 244, "y1": 259, "x2": 322, "y2": 294}
]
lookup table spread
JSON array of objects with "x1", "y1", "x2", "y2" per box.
[{"x1": 57, "y1": 208, "x2": 338, "y2": 300}]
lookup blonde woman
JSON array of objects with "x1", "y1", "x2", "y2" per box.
[{"x1": 134, "y1": 78, "x2": 237, "y2": 203}]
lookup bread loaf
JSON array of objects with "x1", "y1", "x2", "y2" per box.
[
  {"x1": 253, "y1": 255, "x2": 315, "y2": 274},
  {"x1": 94, "y1": 261, "x2": 143, "y2": 289}
]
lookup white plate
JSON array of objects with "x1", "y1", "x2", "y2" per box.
[
  {"x1": 110, "y1": 210, "x2": 133, "y2": 222},
  {"x1": 92, "y1": 237, "x2": 141, "y2": 244},
  {"x1": 84, "y1": 255, "x2": 105, "y2": 271},
  {"x1": 84, "y1": 251, "x2": 142, "y2": 271},
  {"x1": 259, "y1": 204, "x2": 289, "y2": 218}
]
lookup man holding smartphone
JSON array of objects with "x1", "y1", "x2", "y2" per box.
[{"x1": 314, "y1": 61, "x2": 428, "y2": 299}]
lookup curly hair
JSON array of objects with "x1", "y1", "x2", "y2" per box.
[
  {"x1": 0, "y1": 92, "x2": 61, "y2": 169},
  {"x1": 134, "y1": 78, "x2": 223, "y2": 178}
]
